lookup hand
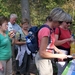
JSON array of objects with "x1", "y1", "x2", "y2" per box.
[
  {"x1": 0, "y1": 62, "x2": 3, "y2": 71},
  {"x1": 69, "y1": 37, "x2": 75, "y2": 42},
  {"x1": 57, "y1": 50, "x2": 64, "y2": 54},
  {"x1": 8, "y1": 31, "x2": 15, "y2": 38},
  {"x1": 58, "y1": 54, "x2": 67, "y2": 61}
]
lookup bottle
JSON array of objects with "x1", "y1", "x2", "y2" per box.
[
  {"x1": 25, "y1": 36, "x2": 31, "y2": 43},
  {"x1": 70, "y1": 34, "x2": 75, "y2": 55}
]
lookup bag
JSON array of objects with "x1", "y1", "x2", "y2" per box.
[
  {"x1": 26, "y1": 25, "x2": 52, "y2": 53},
  {"x1": 62, "y1": 59, "x2": 75, "y2": 75}
]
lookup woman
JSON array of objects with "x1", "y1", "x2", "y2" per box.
[
  {"x1": 54, "y1": 13, "x2": 73, "y2": 75},
  {"x1": 0, "y1": 16, "x2": 15, "y2": 75},
  {"x1": 15, "y1": 18, "x2": 31, "y2": 75},
  {"x1": 35, "y1": 7, "x2": 68, "y2": 75}
]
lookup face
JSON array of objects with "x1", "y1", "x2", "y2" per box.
[
  {"x1": 0, "y1": 21, "x2": 8, "y2": 32},
  {"x1": 62, "y1": 22, "x2": 71, "y2": 29},
  {"x1": 10, "y1": 17, "x2": 17, "y2": 25},
  {"x1": 22, "y1": 22, "x2": 29, "y2": 30}
]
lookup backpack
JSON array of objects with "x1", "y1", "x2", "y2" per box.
[{"x1": 25, "y1": 25, "x2": 52, "y2": 53}]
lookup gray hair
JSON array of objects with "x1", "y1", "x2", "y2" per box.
[
  {"x1": 10, "y1": 14, "x2": 18, "y2": 19},
  {"x1": 65, "y1": 13, "x2": 72, "y2": 22},
  {"x1": 56, "y1": 12, "x2": 72, "y2": 22}
]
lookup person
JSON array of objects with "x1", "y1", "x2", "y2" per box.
[
  {"x1": 8, "y1": 13, "x2": 22, "y2": 74},
  {"x1": 15, "y1": 18, "x2": 32, "y2": 75},
  {"x1": 54, "y1": 13, "x2": 74, "y2": 75},
  {"x1": 35, "y1": 7, "x2": 69, "y2": 75},
  {"x1": 8, "y1": 14, "x2": 22, "y2": 33},
  {"x1": 0, "y1": 16, "x2": 15, "y2": 75}
]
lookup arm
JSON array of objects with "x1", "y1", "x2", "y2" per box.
[
  {"x1": 54, "y1": 45, "x2": 64, "y2": 54},
  {"x1": 54, "y1": 34, "x2": 71, "y2": 46},
  {"x1": 14, "y1": 39, "x2": 26, "y2": 45},
  {"x1": 39, "y1": 36, "x2": 67, "y2": 59}
]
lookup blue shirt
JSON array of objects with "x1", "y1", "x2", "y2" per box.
[{"x1": 8, "y1": 22, "x2": 22, "y2": 33}]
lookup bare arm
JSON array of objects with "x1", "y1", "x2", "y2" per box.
[
  {"x1": 39, "y1": 36, "x2": 67, "y2": 59},
  {"x1": 15, "y1": 39, "x2": 26, "y2": 45},
  {"x1": 54, "y1": 34, "x2": 71, "y2": 46},
  {"x1": 54, "y1": 45, "x2": 64, "y2": 54}
]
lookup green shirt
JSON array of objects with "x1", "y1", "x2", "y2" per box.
[{"x1": 0, "y1": 33, "x2": 12, "y2": 60}]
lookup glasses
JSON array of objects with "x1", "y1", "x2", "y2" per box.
[{"x1": 65, "y1": 22, "x2": 72, "y2": 24}]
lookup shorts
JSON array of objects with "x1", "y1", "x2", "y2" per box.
[{"x1": 35, "y1": 52, "x2": 53, "y2": 75}]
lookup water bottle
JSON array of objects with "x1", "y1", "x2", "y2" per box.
[
  {"x1": 25, "y1": 31, "x2": 33, "y2": 43},
  {"x1": 25, "y1": 36, "x2": 31, "y2": 43},
  {"x1": 70, "y1": 34, "x2": 75, "y2": 55}
]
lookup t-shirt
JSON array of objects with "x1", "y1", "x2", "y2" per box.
[
  {"x1": 0, "y1": 33, "x2": 12, "y2": 60},
  {"x1": 55, "y1": 27, "x2": 71, "y2": 48},
  {"x1": 38, "y1": 27, "x2": 55, "y2": 53}
]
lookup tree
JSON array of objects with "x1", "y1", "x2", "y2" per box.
[{"x1": 21, "y1": 0, "x2": 31, "y2": 25}]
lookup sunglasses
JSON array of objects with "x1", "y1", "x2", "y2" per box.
[{"x1": 65, "y1": 22, "x2": 72, "y2": 24}]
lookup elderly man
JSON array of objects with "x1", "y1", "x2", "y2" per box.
[
  {"x1": 8, "y1": 14, "x2": 22, "y2": 75},
  {"x1": 8, "y1": 14, "x2": 22, "y2": 33}
]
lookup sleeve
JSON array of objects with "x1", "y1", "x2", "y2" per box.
[{"x1": 38, "y1": 27, "x2": 50, "y2": 39}]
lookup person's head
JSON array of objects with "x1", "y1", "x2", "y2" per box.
[
  {"x1": 46, "y1": 7, "x2": 67, "y2": 28},
  {"x1": 58, "y1": 13, "x2": 72, "y2": 29},
  {"x1": 10, "y1": 14, "x2": 18, "y2": 25},
  {"x1": 0, "y1": 16, "x2": 8, "y2": 32},
  {"x1": 21, "y1": 18, "x2": 29, "y2": 30}
]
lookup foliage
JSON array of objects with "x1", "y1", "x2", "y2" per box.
[
  {"x1": 0, "y1": 0, "x2": 10, "y2": 17},
  {"x1": 29, "y1": 0, "x2": 75, "y2": 26},
  {"x1": 0, "y1": 0, "x2": 21, "y2": 24},
  {"x1": 0, "y1": 0, "x2": 75, "y2": 33},
  {"x1": 29, "y1": 0, "x2": 58, "y2": 26}
]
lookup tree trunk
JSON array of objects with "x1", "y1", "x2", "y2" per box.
[{"x1": 21, "y1": 0, "x2": 31, "y2": 25}]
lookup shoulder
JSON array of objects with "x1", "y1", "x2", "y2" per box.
[
  {"x1": 38, "y1": 27, "x2": 50, "y2": 38},
  {"x1": 15, "y1": 23, "x2": 20, "y2": 27},
  {"x1": 39, "y1": 27, "x2": 50, "y2": 33},
  {"x1": 15, "y1": 24, "x2": 21, "y2": 29}
]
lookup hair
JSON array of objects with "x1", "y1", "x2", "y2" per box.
[
  {"x1": 46, "y1": 16, "x2": 52, "y2": 21},
  {"x1": 64, "y1": 13, "x2": 72, "y2": 22},
  {"x1": 10, "y1": 14, "x2": 18, "y2": 19},
  {"x1": 47, "y1": 7, "x2": 66, "y2": 21},
  {"x1": 0, "y1": 16, "x2": 8, "y2": 26},
  {"x1": 21, "y1": 18, "x2": 29, "y2": 25},
  {"x1": 59, "y1": 13, "x2": 72, "y2": 22}
]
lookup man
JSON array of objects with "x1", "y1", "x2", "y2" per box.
[
  {"x1": 8, "y1": 14, "x2": 22, "y2": 75},
  {"x1": 8, "y1": 14, "x2": 22, "y2": 33}
]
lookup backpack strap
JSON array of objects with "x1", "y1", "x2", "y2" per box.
[
  {"x1": 39, "y1": 25, "x2": 53, "y2": 34},
  {"x1": 38, "y1": 25, "x2": 53, "y2": 43},
  {"x1": 58, "y1": 27, "x2": 61, "y2": 39},
  {"x1": 58, "y1": 27, "x2": 71, "y2": 39}
]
